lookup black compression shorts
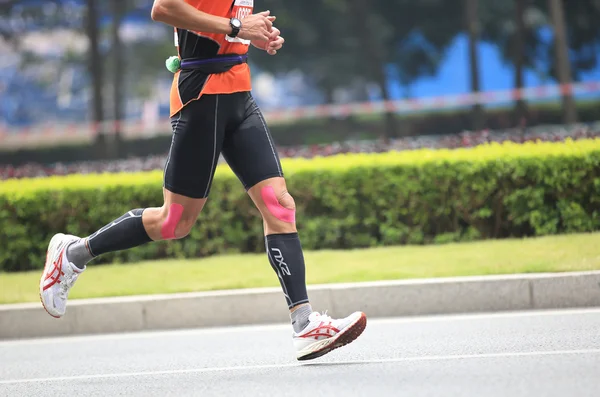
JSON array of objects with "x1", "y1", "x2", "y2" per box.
[{"x1": 163, "y1": 92, "x2": 283, "y2": 199}]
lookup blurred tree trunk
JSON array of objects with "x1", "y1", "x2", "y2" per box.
[
  {"x1": 513, "y1": 0, "x2": 528, "y2": 123},
  {"x1": 85, "y1": 0, "x2": 104, "y2": 137},
  {"x1": 465, "y1": 0, "x2": 484, "y2": 131},
  {"x1": 323, "y1": 82, "x2": 339, "y2": 136},
  {"x1": 111, "y1": 0, "x2": 124, "y2": 136},
  {"x1": 350, "y1": 0, "x2": 397, "y2": 141},
  {"x1": 109, "y1": 0, "x2": 125, "y2": 157},
  {"x1": 547, "y1": 0, "x2": 577, "y2": 124}
]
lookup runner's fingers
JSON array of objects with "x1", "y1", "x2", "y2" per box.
[
  {"x1": 269, "y1": 28, "x2": 280, "y2": 40},
  {"x1": 264, "y1": 17, "x2": 273, "y2": 31},
  {"x1": 269, "y1": 37, "x2": 284, "y2": 50}
]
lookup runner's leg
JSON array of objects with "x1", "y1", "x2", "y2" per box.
[
  {"x1": 222, "y1": 92, "x2": 366, "y2": 360},
  {"x1": 41, "y1": 95, "x2": 225, "y2": 317},
  {"x1": 67, "y1": 95, "x2": 225, "y2": 267},
  {"x1": 222, "y1": 95, "x2": 310, "y2": 319}
]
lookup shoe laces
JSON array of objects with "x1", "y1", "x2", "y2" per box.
[
  {"x1": 313, "y1": 311, "x2": 332, "y2": 323},
  {"x1": 58, "y1": 270, "x2": 77, "y2": 299}
]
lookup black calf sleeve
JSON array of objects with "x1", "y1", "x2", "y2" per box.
[
  {"x1": 265, "y1": 233, "x2": 309, "y2": 309},
  {"x1": 87, "y1": 208, "x2": 152, "y2": 257}
]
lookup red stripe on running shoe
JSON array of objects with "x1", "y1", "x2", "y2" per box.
[
  {"x1": 300, "y1": 322, "x2": 341, "y2": 339},
  {"x1": 43, "y1": 248, "x2": 66, "y2": 291}
]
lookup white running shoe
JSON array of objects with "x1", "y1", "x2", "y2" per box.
[
  {"x1": 293, "y1": 311, "x2": 367, "y2": 361},
  {"x1": 39, "y1": 233, "x2": 84, "y2": 318}
]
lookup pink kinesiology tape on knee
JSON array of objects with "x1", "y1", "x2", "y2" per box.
[
  {"x1": 161, "y1": 203, "x2": 184, "y2": 240},
  {"x1": 261, "y1": 186, "x2": 295, "y2": 223}
]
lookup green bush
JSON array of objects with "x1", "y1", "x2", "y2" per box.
[{"x1": 1, "y1": 139, "x2": 599, "y2": 272}]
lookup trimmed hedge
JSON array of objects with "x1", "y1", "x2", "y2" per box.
[{"x1": 1, "y1": 139, "x2": 600, "y2": 272}]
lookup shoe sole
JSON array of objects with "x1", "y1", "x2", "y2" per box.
[
  {"x1": 297, "y1": 312, "x2": 367, "y2": 361},
  {"x1": 39, "y1": 233, "x2": 65, "y2": 319}
]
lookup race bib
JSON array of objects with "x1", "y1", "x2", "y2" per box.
[{"x1": 226, "y1": 0, "x2": 253, "y2": 45}]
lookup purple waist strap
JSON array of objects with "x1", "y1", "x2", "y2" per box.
[{"x1": 180, "y1": 54, "x2": 248, "y2": 71}]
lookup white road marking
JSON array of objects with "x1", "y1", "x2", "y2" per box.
[
  {"x1": 308, "y1": 348, "x2": 600, "y2": 366},
  {"x1": 370, "y1": 307, "x2": 600, "y2": 325},
  {"x1": 1, "y1": 348, "x2": 599, "y2": 385},
  {"x1": 1, "y1": 307, "x2": 600, "y2": 347}
]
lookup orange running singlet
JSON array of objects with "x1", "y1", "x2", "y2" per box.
[{"x1": 169, "y1": 0, "x2": 254, "y2": 116}]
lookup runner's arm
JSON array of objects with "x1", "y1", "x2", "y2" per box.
[
  {"x1": 151, "y1": 0, "x2": 273, "y2": 41},
  {"x1": 151, "y1": 0, "x2": 232, "y2": 34}
]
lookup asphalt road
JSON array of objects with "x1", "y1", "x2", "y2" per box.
[{"x1": 1, "y1": 309, "x2": 600, "y2": 397}]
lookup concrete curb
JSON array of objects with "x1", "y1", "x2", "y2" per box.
[{"x1": 1, "y1": 271, "x2": 599, "y2": 340}]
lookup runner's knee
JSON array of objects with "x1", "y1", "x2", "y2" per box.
[
  {"x1": 158, "y1": 203, "x2": 198, "y2": 240},
  {"x1": 260, "y1": 185, "x2": 296, "y2": 233}
]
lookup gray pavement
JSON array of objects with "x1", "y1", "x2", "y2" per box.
[{"x1": 1, "y1": 308, "x2": 600, "y2": 397}]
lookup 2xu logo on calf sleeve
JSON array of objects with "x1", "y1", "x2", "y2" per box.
[
  {"x1": 270, "y1": 248, "x2": 291, "y2": 276},
  {"x1": 161, "y1": 203, "x2": 184, "y2": 240}
]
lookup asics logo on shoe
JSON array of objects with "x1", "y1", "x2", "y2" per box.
[
  {"x1": 43, "y1": 247, "x2": 66, "y2": 291},
  {"x1": 270, "y1": 248, "x2": 291, "y2": 276},
  {"x1": 301, "y1": 322, "x2": 341, "y2": 341}
]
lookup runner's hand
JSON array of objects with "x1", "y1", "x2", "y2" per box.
[
  {"x1": 252, "y1": 27, "x2": 285, "y2": 55},
  {"x1": 266, "y1": 28, "x2": 284, "y2": 55},
  {"x1": 238, "y1": 11, "x2": 275, "y2": 42}
]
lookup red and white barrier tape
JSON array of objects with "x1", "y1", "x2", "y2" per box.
[{"x1": 1, "y1": 81, "x2": 599, "y2": 150}]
